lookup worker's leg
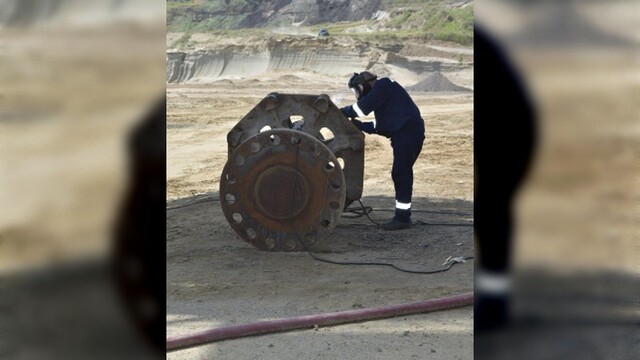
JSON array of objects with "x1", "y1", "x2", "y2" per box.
[{"x1": 384, "y1": 132, "x2": 424, "y2": 229}]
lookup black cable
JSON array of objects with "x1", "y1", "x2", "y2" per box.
[
  {"x1": 342, "y1": 201, "x2": 472, "y2": 227},
  {"x1": 166, "y1": 197, "x2": 218, "y2": 211},
  {"x1": 289, "y1": 142, "x2": 472, "y2": 275},
  {"x1": 341, "y1": 202, "x2": 374, "y2": 219},
  {"x1": 414, "y1": 220, "x2": 472, "y2": 227},
  {"x1": 347, "y1": 207, "x2": 472, "y2": 216},
  {"x1": 343, "y1": 199, "x2": 381, "y2": 225}
]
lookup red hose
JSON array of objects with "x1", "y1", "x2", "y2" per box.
[{"x1": 167, "y1": 292, "x2": 473, "y2": 351}]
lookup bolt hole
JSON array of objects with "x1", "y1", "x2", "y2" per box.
[
  {"x1": 290, "y1": 136, "x2": 300, "y2": 145},
  {"x1": 232, "y1": 213, "x2": 242, "y2": 223},
  {"x1": 225, "y1": 173, "x2": 236, "y2": 184},
  {"x1": 320, "y1": 220, "x2": 331, "y2": 228},
  {"x1": 250, "y1": 142, "x2": 261, "y2": 153},
  {"x1": 269, "y1": 134, "x2": 281, "y2": 145},
  {"x1": 319, "y1": 127, "x2": 335, "y2": 141},
  {"x1": 284, "y1": 237, "x2": 297, "y2": 250},
  {"x1": 290, "y1": 115, "x2": 304, "y2": 130},
  {"x1": 265, "y1": 237, "x2": 276, "y2": 250},
  {"x1": 235, "y1": 154, "x2": 245, "y2": 167},
  {"x1": 325, "y1": 161, "x2": 335, "y2": 171},
  {"x1": 310, "y1": 144, "x2": 318, "y2": 155},
  {"x1": 246, "y1": 228, "x2": 256, "y2": 240},
  {"x1": 225, "y1": 193, "x2": 235, "y2": 205},
  {"x1": 229, "y1": 130, "x2": 242, "y2": 146},
  {"x1": 330, "y1": 182, "x2": 341, "y2": 191}
]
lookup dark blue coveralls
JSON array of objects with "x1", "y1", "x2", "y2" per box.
[{"x1": 341, "y1": 78, "x2": 425, "y2": 225}]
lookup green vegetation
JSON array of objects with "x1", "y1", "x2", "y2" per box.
[
  {"x1": 167, "y1": 0, "x2": 258, "y2": 32},
  {"x1": 386, "y1": 2, "x2": 473, "y2": 45},
  {"x1": 167, "y1": 0, "x2": 261, "y2": 11},
  {"x1": 167, "y1": 0, "x2": 473, "y2": 45}
]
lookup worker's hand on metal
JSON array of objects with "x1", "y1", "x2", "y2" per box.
[
  {"x1": 350, "y1": 118, "x2": 364, "y2": 131},
  {"x1": 340, "y1": 105, "x2": 360, "y2": 119}
]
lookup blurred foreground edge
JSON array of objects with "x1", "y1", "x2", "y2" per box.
[
  {"x1": 112, "y1": 96, "x2": 166, "y2": 354},
  {"x1": 473, "y1": 19, "x2": 639, "y2": 360},
  {"x1": 474, "y1": 22, "x2": 537, "y2": 331}
]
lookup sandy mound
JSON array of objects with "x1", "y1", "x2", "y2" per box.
[
  {"x1": 275, "y1": 74, "x2": 306, "y2": 82},
  {"x1": 407, "y1": 72, "x2": 471, "y2": 92}
]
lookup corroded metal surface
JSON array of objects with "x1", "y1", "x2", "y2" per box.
[
  {"x1": 220, "y1": 129, "x2": 346, "y2": 251},
  {"x1": 220, "y1": 93, "x2": 365, "y2": 251},
  {"x1": 226, "y1": 93, "x2": 365, "y2": 207}
]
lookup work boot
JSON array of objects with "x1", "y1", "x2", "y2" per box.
[
  {"x1": 475, "y1": 271, "x2": 512, "y2": 332},
  {"x1": 381, "y1": 209, "x2": 411, "y2": 230},
  {"x1": 475, "y1": 293, "x2": 510, "y2": 332},
  {"x1": 381, "y1": 218, "x2": 411, "y2": 230}
]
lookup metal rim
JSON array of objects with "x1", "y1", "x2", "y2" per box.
[{"x1": 220, "y1": 129, "x2": 346, "y2": 251}]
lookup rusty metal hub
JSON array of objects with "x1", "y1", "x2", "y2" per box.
[
  {"x1": 220, "y1": 129, "x2": 346, "y2": 251},
  {"x1": 220, "y1": 93, "x2": 365, "y2": 251}
]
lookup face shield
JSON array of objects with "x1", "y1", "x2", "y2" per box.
[
  {"x1": 348, "y1": 72, "x2": 375, "y2": 101},
  {"x1": 350, "y1": 86, "x2": 362, "y2": 100}
]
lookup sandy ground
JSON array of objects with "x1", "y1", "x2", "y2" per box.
[{"x1": 166, "y1": 67, "x2": 474, "y2": 359}]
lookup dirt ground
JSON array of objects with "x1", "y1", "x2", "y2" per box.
[{"x1": 166, "y1": 68, "x2": 474, "y2": 359}]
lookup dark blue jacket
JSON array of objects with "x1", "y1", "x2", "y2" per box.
[{"x1": 341, "y1": 78, "x2": 424, "y2": 138}]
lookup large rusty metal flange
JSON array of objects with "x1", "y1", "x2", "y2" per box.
[
  {"x1": 220, "y1": 129, "x2": 346, "y2": 251},
  {"x1": 226, "y1": 93, "x2": 364, "y2": 208}
]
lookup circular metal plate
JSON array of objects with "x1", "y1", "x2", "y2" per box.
[{"x1": 220, "y1": 129, "x2": 346, "y2": 251}]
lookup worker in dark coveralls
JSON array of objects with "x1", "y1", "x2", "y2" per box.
[{"x1": 340, "y1": 71, "x2": 426, "y2": 230}]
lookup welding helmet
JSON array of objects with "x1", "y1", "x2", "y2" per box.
[{"x1": 348, "y1": 71, "x2": 377, "y2": 99}]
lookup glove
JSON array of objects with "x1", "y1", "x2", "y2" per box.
[
  {"x1": 340, "y1": 105, "x2": 357, "y2": 119},
  {"x1": 351, "y1": 118, "x2": 364, "y2": 130},
  {"x1": 353, "y1": 119, "x2": 376, "y2": 134}
]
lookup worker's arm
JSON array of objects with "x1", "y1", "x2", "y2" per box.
[{"x1": 340, "y1": 106, "x2": 376, "y2": 134}]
